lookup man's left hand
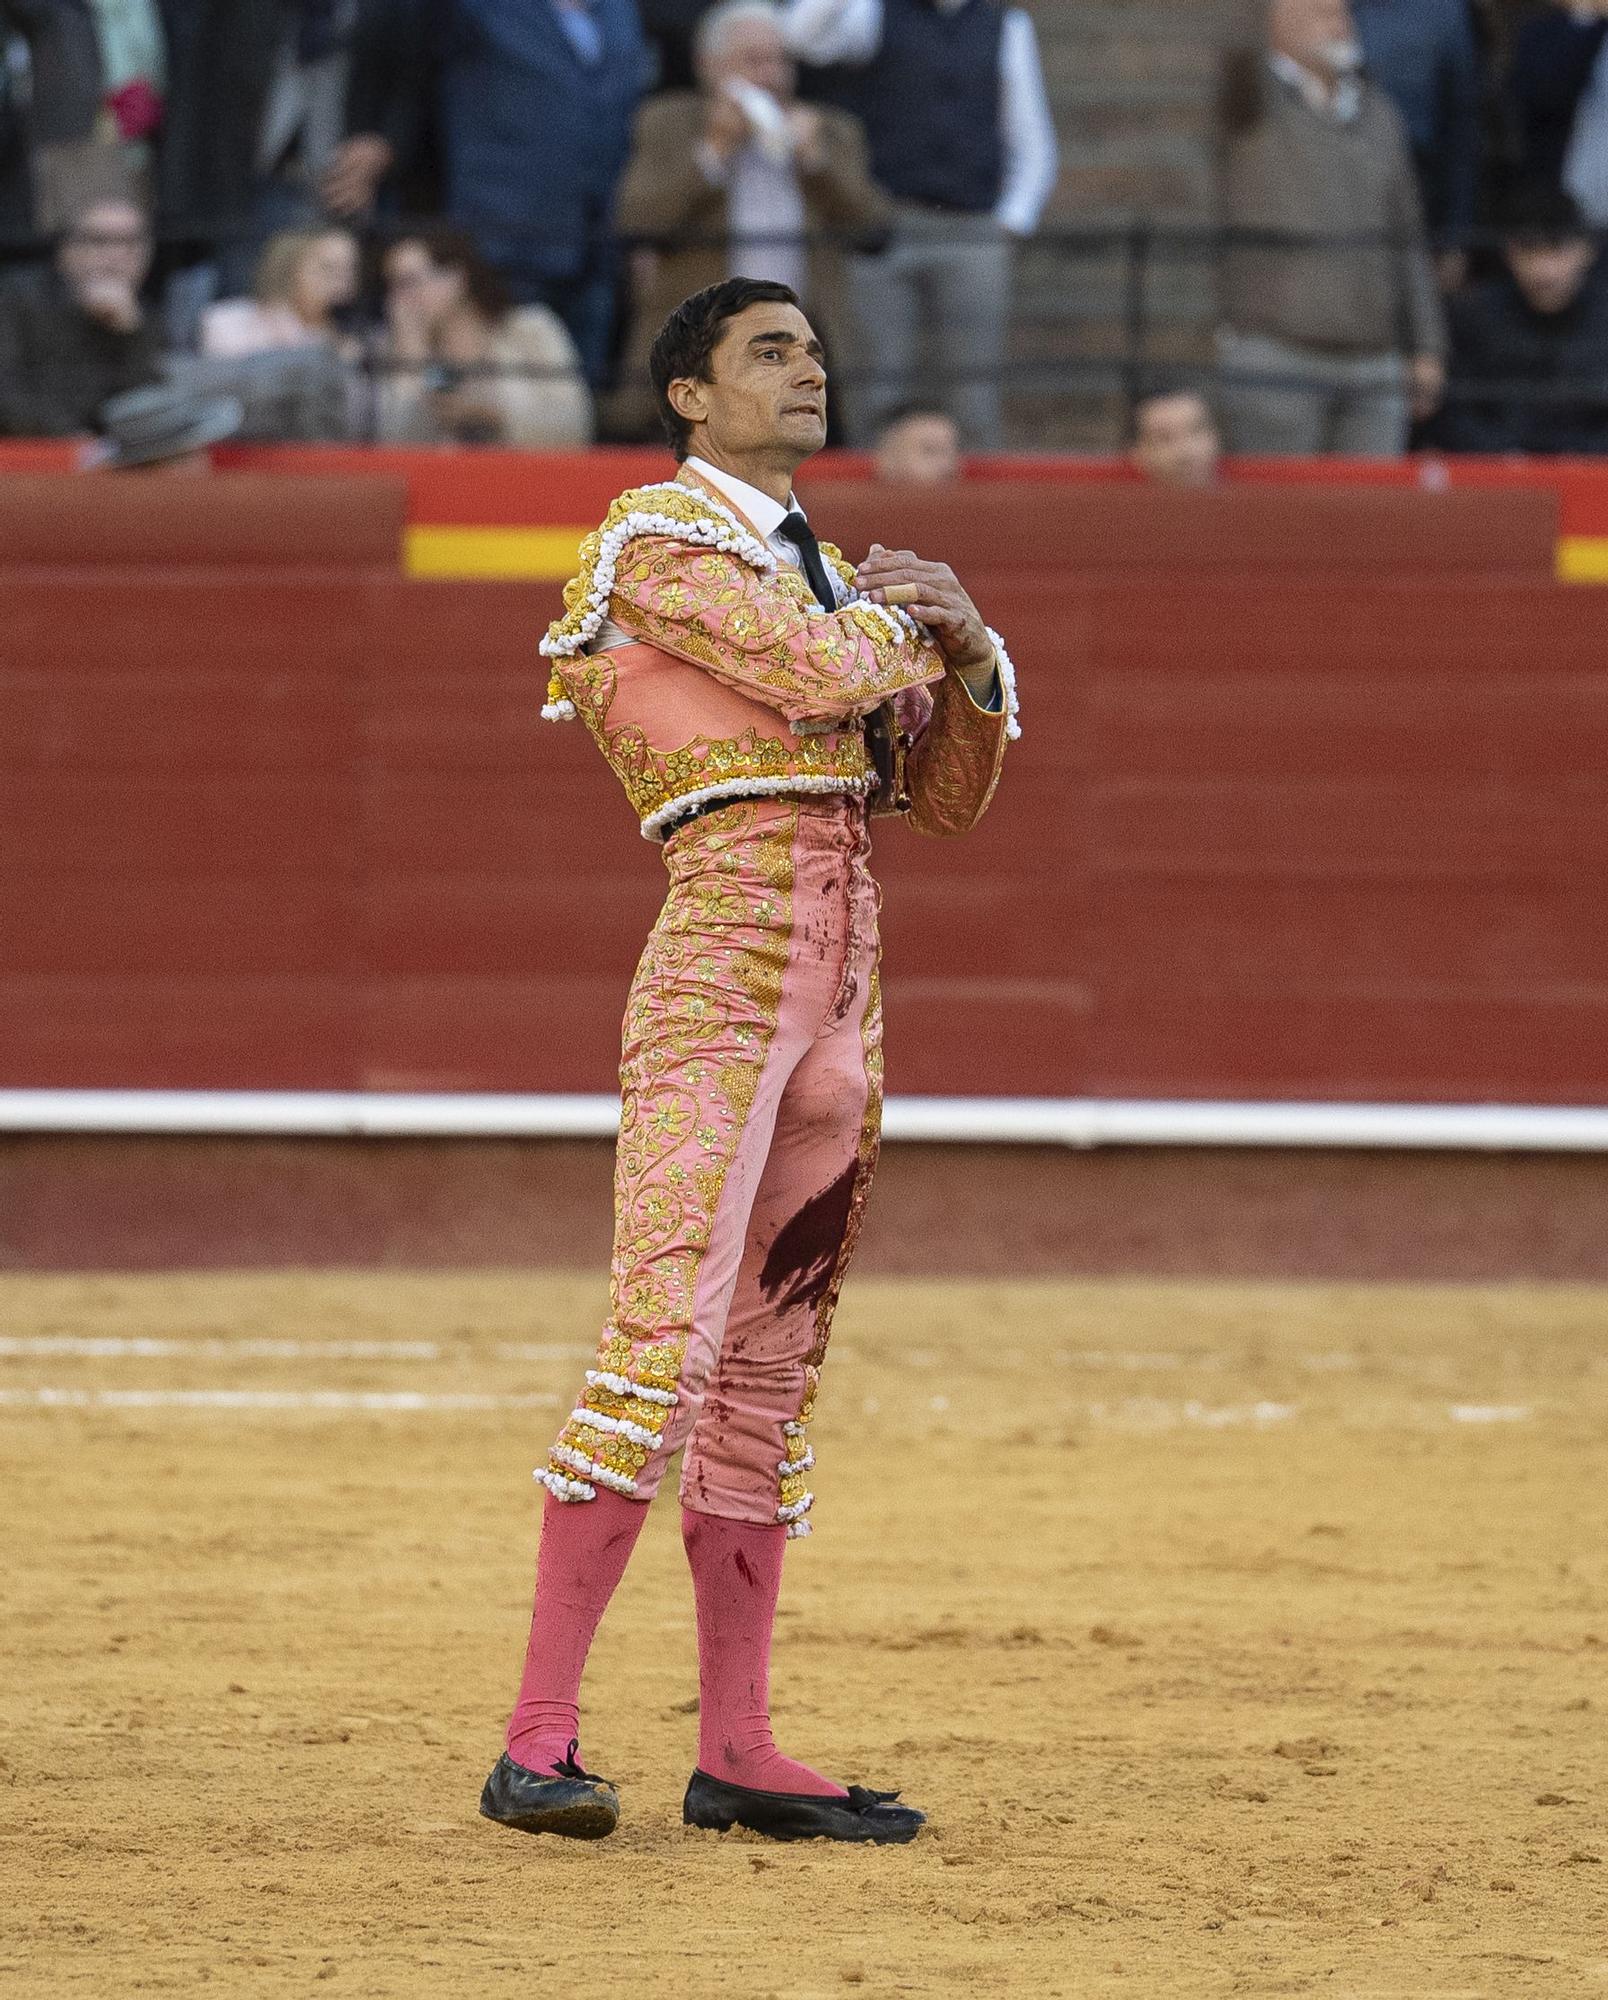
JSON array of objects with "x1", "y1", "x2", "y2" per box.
[{"x1": 857, "y1": 544, "x2": 996, "y2": 695}]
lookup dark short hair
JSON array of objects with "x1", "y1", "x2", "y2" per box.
[
  {"x1": 384, "y1": 223, "x2": 512, "y2": 322},
  {"x1": 875, "y1": 402, "x2": 954, "y2": 438},
  {"x1": 1130, "y1": 374, "x2": 1217, "y2": 443},
  {"x1": 649, "y1": 277, "x2": 801, "y2": 459},
  {"x1": 1495, "y1": 182, "x2": 1592, "y2": 247}
]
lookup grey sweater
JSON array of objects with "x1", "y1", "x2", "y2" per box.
[{"x1": 1221, "y1": 67, "x2": 1447, "y2": 358}]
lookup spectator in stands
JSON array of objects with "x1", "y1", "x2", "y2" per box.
[
  {"x1": 1131, "y1": 385, "x2": 1224, "y2": 488},
  {"x1": 1508, "y1": 3, "x2": 1608, "y2": 223},
  {"x1": 153, "y1": 0, "x2": 430, "y2": 302},
  {"x1": 1, "y1": 0, "x2": 108, "y2": 230},
  {"x1": 199, "y1": 226, "x2": 360, "y2": 357},
  {"x1": 435, "y1": 0, "x2": 648, "y2": 388},
  {"x1": 374, "y1": 224, "x2": 592, "y2": 447},
  {"x1": 0, "y1": 20, "x2": 28, "y2": 237},
  {"x1": 1218, "y1": 0, "x2": 1448, "y2": 456},
  {"x1": 1352, "y1": 0, "x2": 1483, "y2": 258},
  {"x1": 1438, "y1": 183, "x2": 1608, "y2": 452},
  {"x1": 608, "y1": 0, "x2": 889, "y2": 438},
  {"x1": 783, "y1": 0, "x2": 1058, "y2": 448},
  {"x1": 873, "y1": 401, "x2": 960, "y2": 484},
  {"x1": 0, "y1": 194, "x2": 163, "y2": 435}
]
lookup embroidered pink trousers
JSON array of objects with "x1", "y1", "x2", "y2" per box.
[{"x1": 535, "y1": 795, "x2": 884, "y2": 1538}]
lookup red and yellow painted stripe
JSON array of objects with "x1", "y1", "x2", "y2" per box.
[{"x1": 9, "y1": 440, "x2": 1608, "y2": 581}]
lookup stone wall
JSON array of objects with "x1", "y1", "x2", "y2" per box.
[{"x1": 1011, "y1": 0, "x2": 1258, "y2": 445}]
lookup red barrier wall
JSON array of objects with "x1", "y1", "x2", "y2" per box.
[{"x1": 3, "y1": 471, "x2": 1604, "y2": 1104}]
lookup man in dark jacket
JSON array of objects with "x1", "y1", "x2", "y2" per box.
[
  {"x1": 1507, "y1": 2, "x2": 1608, "y2": 219},
  {"x1": 1438, "y1": 182, "x2": 1608, "y2": 454},
  {"x1": 0, "y1": 194, "x2": 163, "y2": 434},
  {"x1": 435, "y1": 0, "x2": 648, "y2": 387},
  {"x1": 1, "y1": 0, "x2": 107, "y2": 230},
  {"x1": 154, "y1": 0, "x2": 431, "y2": 268}
]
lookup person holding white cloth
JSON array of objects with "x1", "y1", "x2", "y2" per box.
[{"x1": 609, "y1": 0, "x2": 890, "y2": 438}]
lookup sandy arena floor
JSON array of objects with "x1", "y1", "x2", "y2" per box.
[{"x1": 2, "y1": 1270, "x2": 1606, "y2": 1998}]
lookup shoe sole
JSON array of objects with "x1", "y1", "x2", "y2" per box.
[
  {"x1": 685, "y1": 1808, "x2": 921, "y2": 1845},
  {"x1": 481, "y1": 1797, "x2": 619, "y2": 1840}
]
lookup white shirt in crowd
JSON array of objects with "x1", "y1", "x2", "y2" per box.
[
  {"x1": 590, "y1": 455, "x2": 844, "y2": 653},
  {"x1": 1564, "y1": 7, "x2": 1608, "y2": 225},
  {"x1": 779, "y1": 0, "x2": 1058, "y2": 236},
  {"x1": 1267, "y1": 51, "x2": 1362, "y2": 125},
  {"x1": 694, "y1": 144, "x2": 810, "y2": 301}
]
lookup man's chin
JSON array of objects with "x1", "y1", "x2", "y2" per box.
[{"x1": 778, "y1": 412, "x2": 828, "y2": 456}]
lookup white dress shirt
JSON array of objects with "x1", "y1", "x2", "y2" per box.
[{"x1": 779, "y1": 0, "x2": 1059, "y2": 235}]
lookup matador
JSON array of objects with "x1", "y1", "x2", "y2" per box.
[{"x1": 479, "y1": 278, "x2": 1018, "y2": 1846}]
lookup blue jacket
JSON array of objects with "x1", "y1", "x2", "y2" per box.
[
  {"x1": 1353, "y1": 0, "x2": 1482, "y2": 244},
  {"x1": 437, "y1": 0, "x2": 647, "y2": 280}
]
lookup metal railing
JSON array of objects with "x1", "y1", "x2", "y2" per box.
[{"x1": 3, "y1": 215, "x2": 1606, "y2": 444}]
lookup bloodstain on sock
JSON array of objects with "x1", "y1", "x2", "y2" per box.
[{"x1": 683, "y1": 1507, "x2": 847, "y2": 1799}]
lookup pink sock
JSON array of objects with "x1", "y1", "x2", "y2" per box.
[
  {"x1": 682, "y1": 1506, "x2": 847, "y2": 1798},
  {"x1": 504, "y1": 1488, "x2": 649, "y2": 1774}
]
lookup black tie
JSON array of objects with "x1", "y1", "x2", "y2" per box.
[{"x1": 779, "y1": 510, "x2": 838, "y2": 612}]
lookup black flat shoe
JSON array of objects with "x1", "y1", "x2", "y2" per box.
[
  {"x1": 479, "y1": 1740, "x2": 619, "y2": 1840},
  {"x1": 683, "y1": 1769, "x2": 926, "y2": 1844}
]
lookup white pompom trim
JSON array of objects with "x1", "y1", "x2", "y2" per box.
[
  {"x1": 549, "y1": 1442, "x2": 639, "y2": 1497},
  {"x1": 776, "y1": 1491, "x2": 814, "y2": 1525},
  {"x1": 785, "y1": 1518, "x2": 813, "y2": 1539},
  {"x1": 776, "y1": 1446, "x2": 816, "y2": 1476},
  {"x1": 984, "y1": 626, "x2": 1022, "y2": 741},
  {"x1": 848, "y1": 597, "x2": 921, "y2": 647},
  {"x1": 585, "y1": 1368, "x2": 678, "y2": 1408},
  {"x1": 642, "y1": 772, "x2": 875, "y2": 843},
  {"x1": 568, "y1": 1406, "x2": 662, "y2": 1450},
  {"x1": 540, "y1": 485, "x2": 776, "y2": 679},
  {"x1": 534, "y1": 1467, "x2": 595, "y2": 1502},
  {"x1": 541, "y1": 698, "x2": 577, "y2": 722}
]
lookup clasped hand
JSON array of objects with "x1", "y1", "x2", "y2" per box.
[{"x1": 856, "y1": 544, "x2": 995, "y2": 683}]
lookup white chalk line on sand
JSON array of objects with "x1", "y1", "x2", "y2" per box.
[
  {"x1": 0, "y1": 1387, "x2": 1539, "y2": 1426},
  {"x1": 0, "y1": 1336, "x2": 595, "y2": 1363},
  {"x1": 0, "y1": 1387, "x2": 560, "y2": 1412}
]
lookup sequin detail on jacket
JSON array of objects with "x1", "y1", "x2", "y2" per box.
[{"x1": 540, "y1": 478, "x2": 954, "y2": 839}]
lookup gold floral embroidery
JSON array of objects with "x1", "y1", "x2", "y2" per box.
[{"x1": 539, "y1": 804, "x2": 799, "y2": 1504}]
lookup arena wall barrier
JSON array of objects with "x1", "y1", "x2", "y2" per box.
[{"x1": 3, "y1": 461, "x2": 1605, "y2": 1140}]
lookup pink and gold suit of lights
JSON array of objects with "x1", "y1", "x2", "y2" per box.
[{"x1": 535, "y1": 469, "x2": 1016, "y2": 1539}]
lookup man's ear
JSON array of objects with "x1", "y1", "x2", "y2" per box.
[{"x1": 668, "y1": 375, "x2": 708, "y2": 432}]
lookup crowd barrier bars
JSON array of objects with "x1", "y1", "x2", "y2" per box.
[{"x1": 10, "y1": 217, "x2": 1608, "y2": 432}]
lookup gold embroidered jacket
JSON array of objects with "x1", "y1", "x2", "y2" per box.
[{"x1": 541, "y1": 468, "x2": 1019, "y2": 842}]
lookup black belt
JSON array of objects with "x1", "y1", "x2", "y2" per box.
[{"x1": 663, "y1": 795, "x2": 741, "y2": 837}]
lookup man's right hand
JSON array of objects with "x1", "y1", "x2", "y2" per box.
[{"x1": 322, "y1": 134, "x2": 394, "y2": 218}]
